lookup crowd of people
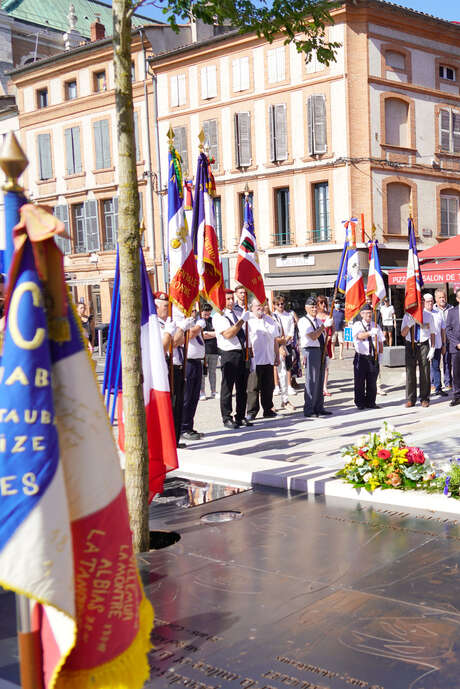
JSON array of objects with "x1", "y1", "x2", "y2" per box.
[{"x1": 154, "y1": 285, "x2": 460, "y2": 447}]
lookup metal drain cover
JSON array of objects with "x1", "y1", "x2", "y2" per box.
[{"x1": 200, "y1": 510, "x2": 243, "y2": 523}]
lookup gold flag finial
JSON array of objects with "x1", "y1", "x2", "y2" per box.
[
  {"x1": 167, "y1": 126, "x2": 175, "y2": 149},
  {"x1": 0, "y1": 132, "x2": 28, "y2": 192},
  {"x1": 409, "y1": 201, "x2": 413, "y2": 220},
  {"x1": 371, "y1": 223, "x2": 376, "y2": 239},
  {"x1": 198, "y1": 129, "x2": 205, "y2": 151}
]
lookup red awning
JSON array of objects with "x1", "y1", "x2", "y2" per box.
[
  {"x1": 387, "y1": 260, "x2": 460, "y2": 286},
  {"x1": 419, "y1": 235, "x2": 460, "y2": 261}
]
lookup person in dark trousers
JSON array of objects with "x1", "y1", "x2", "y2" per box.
[
  {"x1": 434, "y1": 288, "x2": 453, "y2": 390},
  {"x1": 351, "y1": 303, "x2": 383, "y2": 410},
  {"x1": 200, "y1": 304, "x2": 219, "y2": 399},
  {"x1": 246, "y1": 298, "x2": 279, "y2": 420},
  {"x1": 181, "y1": 309, "x2": 207, "y2": 440},
  {"x1": 401, "y1": 308, "x2": 435, "y2": 408},
  {"x1": 212, "y1": 289, "x2": 252, "y2": 429},
  {"x1": 446, "y1": 287, "x2": 460, "y2": 407}
]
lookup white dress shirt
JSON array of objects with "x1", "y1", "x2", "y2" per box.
[
  {"x1": 298, "y1": 315, "x2": 321, "y2": 348},
  {"x1": 429, "y1": 309, "x2": 445, "y2": 349},
  {"x1": 212, "y1": 310, "x2": 243, "y2": 351},
  {"x1": 352, "y1": 320, "x2": 383, "y2": 355},
  {"x1": 401, "y1": 310, "x2": 434, "y2": 344},
  {"x1": 248, "y1": 315, "x2": 277, "y2": 365},
  {"x1": 273, "y1": 310, "x2": 295, "y2": 340}
]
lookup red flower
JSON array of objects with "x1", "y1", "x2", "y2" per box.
[
  {"x1": 407, "y1": 446, "x2": 425, "y2": 465},
  {"x1": 358, "y1": 449, "x2": 368, "y2": 458},
  {"x1": 377, "y1": 449, "x2": 391, "y2": 460}
]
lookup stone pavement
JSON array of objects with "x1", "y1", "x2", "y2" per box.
[{"x1": 173, "y1": 349, "x2": 460, "y2": 515}]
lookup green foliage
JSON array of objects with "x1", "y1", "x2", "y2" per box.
[{"x1": 148, "y1": 0, "x2": 341, "y2": 66}]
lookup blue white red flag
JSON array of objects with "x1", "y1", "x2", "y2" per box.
[
  {"x1": 0, "y1": 204, "x2": 153, "y2": 689},
  {"x1": 116, "y1": 250, "x2": 178, "y2": 498},
  {"x1": 367, "y1": 239, "x2": 386, "y2": 307},
  {"x1": 168, "y1": 147, "x2": 199, "y2": 315},
  {"x1": 404, "y1": 217, "x2": 424, "y2": 324},
  {"x1": 235, "y1": 196, "x2": 266, "y2": 304},
  {"x1": 192, "y1": 151, "x2": 226, "y2": 312},
  {"x1": 335, "y1": 220, "x2": 354, "y2": 294},
  {"x1": 343, "y1": 217, "x2": 365, "y2": 321}
]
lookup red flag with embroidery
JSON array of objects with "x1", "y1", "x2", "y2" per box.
[
  {"x1": 404, "y1": 217, "x2": 424, "y2": 324},
  {"x1": 235, "y1": 196, "x2": 266, "y2": 303}
]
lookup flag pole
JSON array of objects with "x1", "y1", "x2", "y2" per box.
[
  {"x1": 0, "y1": 133, "x2": 44, "y2": 689},
  {"x1": 243, "y1": 183, "x2": 250, "y2": 362},
  {"x1": 166, "y1": 127, "x2": 175, "y2": 393},
  {"x1": 409, "y1": 207, "x2": 415, "y2": 352}
]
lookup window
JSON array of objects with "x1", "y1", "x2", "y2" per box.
[
  {"x1": 440, "y1": 108, "x2": 460, "y2": 153},
  {"x1": 214, "y1": 196, "x2": 223, "y2": 249},
  {"x1": 234, "y1": 112, "x2": 251, "y2": 167},
  {"x1": 37, "y1": 88, "x2": 48, "y2": 108},
  {"x1": 440, "y1": 195, "x2": 458, "y2": 236},
  {"x1": 385, "y1": 98, "x2": 409, "y2": 147},
  {"x1": 267, "y1": 47, "x2": 285, "y2": 84},
  {"x1": 103, "y1": 197, "x2": 118, "y2": 250},
  {"x1": 66, "y1": 80, "x2": 77, "y2": 100},
  {"x1": 201, "y1": 65, "x2": 217, "y2": 100},
  {"x1": 173, "y1": 126, "x2": 188, "y2": 174},
  {"x1": 274, "y1": 188, "x2": 290, "y2": 245},
  {"x1": 232, "y1": 57, "x2": 249, "y2": 92},
  {"x1": 386, "y1": 182, "x2": 411, "y2": 235},
  {"x1": 133, "y1": 111, "x2": 141, "y2": 162},
  {"x1": 37, "y1": 133, "x2": 53, "y2": 180},
  {"x1": 65, "y1": 126, "x2": 82, "y2": 175},
  {"x1": 170, "y1": 74, "x2": 186, "y2": 107},
  {"x1": 307, "y1": 95, "x2": 327, "y2": 155},
  {"x1": 440, "y1": 65, "x2": 456, "y2": 81},
  {"x1": 93, "y1": 119, "x2": 111, "y2": 169},
  {"x1": 72, "y1": 200, "x2": 100, "y2": 253},
  {"x1": 313, "y1": 182, "x2": 330, "y2": 242},
  {"x1": 94, "y1": 70, "x2": 106, "y2": 92},
  {"x1": 306, "y1": 51, "x2": 325, "y2": 75},
  {"x1": 203, "y1": 119, "x2": 219, "y2": 170},
  {"x1": 384, "y1": 50, "x2": 408, "y2": 82},
  {"x1": 131, "y1": 61, "x2": 136, "y2": 82},
  {"x1": 269, "y1": 103, "x2": 288, "y2": 162},
  {"x1": 53, "y1": 205, "x2": 71, "y2": 254}
]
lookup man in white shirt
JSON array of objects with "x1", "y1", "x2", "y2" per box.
[
  {"x1": 233, "y1": 285, "x2": 247, "y2": 319},
  {"x1": 433, "y1": 288, "x2": 453, "y2": 390},
  {"x1": 423, "y1": 292, "x2": 448, "y2": 397},
  {"x1": 380, "y1": 297, "x2": 396, "y2": 347},
  {"x1": 181, "y1": 308, "x2": 207, "y2": 441},
  {"x1": 213, "y1": 288, "x2": 252, "y2": 429},
  {"x1": 272, "y1": 296, "x2": 296, "y2": 397},
  {"x1": 400, "y1": 306, "x2": 435, "y2": 407},
  {"x1": 298, "y1": 296, "x2": 333, "y2": 417},
  {"x1": 246, "y1": 298, "x2": 279, "y2": 420},
  {"x1": 352, "y1": 303, "x2": 383, "y2": 410}
]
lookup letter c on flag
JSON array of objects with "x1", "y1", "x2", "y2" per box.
[{"x1": 9, "y1": 281, "x2": 46, "y2": 350}]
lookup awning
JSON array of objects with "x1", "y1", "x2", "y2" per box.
[
  {"x1": 264, "y1": 274, "x2": 337, "y2": 290},
  {"x1": 387, "y1": 260, "x2": 460, "y2": 286},
  {"x1": 419, "y1": 235, "x2": 460, "y2": 261}
]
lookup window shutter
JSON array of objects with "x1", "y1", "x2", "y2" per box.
[
  {"x1": 440, "y1": 109, "x2": 451, "y2": 151},
  {"x1": 134, "y1": 112, "x2": 140, "y2": 161},
  {"x1": 276, "y1": 48, "x2": 285, "y2": 81},
  {"x1": 232, "y1": 59, "x2": 241, "y2": 92},
  {"x1": 54, "y1": 205, "x2": 71, "y2": 254},
  {"x1": 268, "y1": 50, "x2": 276, "y2": 83},
  {"x1": 236, "y1": 112, "x2": 251, "y2": 167},
  {"x1": 174, "y1": 126, "x2": 188, "y2": 174},
  {"x1": 171, "y1": 76, "x2": 179, "y2": 107},
  {"x1": 38, "y1": 133, "x2": 52, "y2": 180},
  {"x1": 308, "y1": 95, "x2": 326, "y2": 155},
  {"x1": 73, "y1": 127, "x2": 82, "y2": 174},
  {"x1": 453, "y1": 111, "x2": 460, "y2": 154},
  {"x1": 275, "y1": 104, "x2": 287, "y2": 161},
  {"x1": 203, "y1": 119, "x2": 219, "y2": 169},
  {"x1": 178, "y1": 75, "x2": 186, "y2": 105},
  {"x1": 207, "y1": 65, "x2": 217, "y2": 98},
  {"x1": 94, "y1": 120, "x2": 103, "y2": 169},
  {"x1": 201, "y1": 67, "x2": 208, "y2": 99},
  {"x1": 84, "y1": 200, "x2": 100, "y2": 251},
  {"x1": 240, "y1": 57, "x2": 249, "y2": 90},
  {"x1": 101, "y1": 119, "x2": 111, "y2": 168},
  {"x1": 65, "y1": 127, "x2": 73, "y2": 175},
  {"x1": 269, "y1": 105, "x2": 276, "y2": 162}
]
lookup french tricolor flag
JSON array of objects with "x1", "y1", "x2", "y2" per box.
[
  {"x1": 367, "y1": 240, "x2": 386, "y2": 307},
  {"x1": 116, "y1": 251, "x2": 178, "y2": 498},
  {"x1": 344, "y1": 218, "x2": 365, "y2": 321},
  {"x1": 404, "y1": 218, "x2": 424, "y2": 324}
]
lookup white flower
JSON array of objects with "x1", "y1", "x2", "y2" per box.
[
  {"x1": 440, "y1": 462, "x2": 451, "y2": 473},
  {"x1": 356, "y1": 457, "x2": 365, "y2": 467},
  {"x1": 363, "y1": 472, "x2": 372, "y2": 483},
  {"x1": 355, "y1": 435, "x2": 368, "y2": 447}
]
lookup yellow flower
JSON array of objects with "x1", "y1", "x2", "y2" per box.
[{"x1": 371, "y1": 459, "x2": 380, "y2": 468}]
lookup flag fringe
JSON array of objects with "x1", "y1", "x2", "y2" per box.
[
  {"x1": 55, "y1": 596, "x2": 154, "y2": 689},
  {"x1": 48, "y1": 316, "x2": 71, "y2": 343}
]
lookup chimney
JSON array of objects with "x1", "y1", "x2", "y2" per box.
[{"x1": 90, "y1": 13, "x2": 105, "y2": 41}]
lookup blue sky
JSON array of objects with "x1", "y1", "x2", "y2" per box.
[{"x1": 130, "y1": 0, "x2": 458, "y2": 25}]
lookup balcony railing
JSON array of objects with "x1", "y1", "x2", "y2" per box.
[
  {"x1": 273, "y1": 231, "x2": 291, "y2": 246},
  {"x1": 311, "y1": 228, "x2": 331, "y2": 243}
]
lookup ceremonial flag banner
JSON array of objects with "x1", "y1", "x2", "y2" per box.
[
  {"x1": 117, "y1": 250, "x2": 178, "y2": 498},
  {"x1": 336, "y1": 221, "x2": 352, "y2": 295},
  {"x1": 367, "y1": 240, "x2": 386, "y2": 307},
  {"x1": 192, "y1": 151, "x2": 226, "y2": 312},
  {"x1": 344, "y1": 218, "x2": 365, "y2": 321},
  {"x1": 235, "y1": 196, "x2": 266, "y2": 304},
  {"x1": 0, "y1": 205, "x2": 153, "y2": 689},
  {"x1": 404, "y1": 217, "x2": 424, "y2": 324},
  {"x1": 168, "y1": 148, "x2": 199, "y2": 315}
]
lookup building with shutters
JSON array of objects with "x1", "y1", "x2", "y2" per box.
[
  {"x1": 150, "y1": 0, "x2": 460, "y2": 313},
  {"x1": 8, "y1": 0, "x2": 460, "y2": 321}
]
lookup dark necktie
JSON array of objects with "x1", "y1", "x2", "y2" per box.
[
  {"x1": 366, "y1": 324, "x2": 374, "y2": 357},
  {"x1": 231, "y1": 311, "x2": 246, "y2": 348},
  {"x1": 414, "y1": 323, "x2": 420, "y2": 342},
  {"x1": 316, "y1": 319, "x2": 325, "y2": 349}
]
